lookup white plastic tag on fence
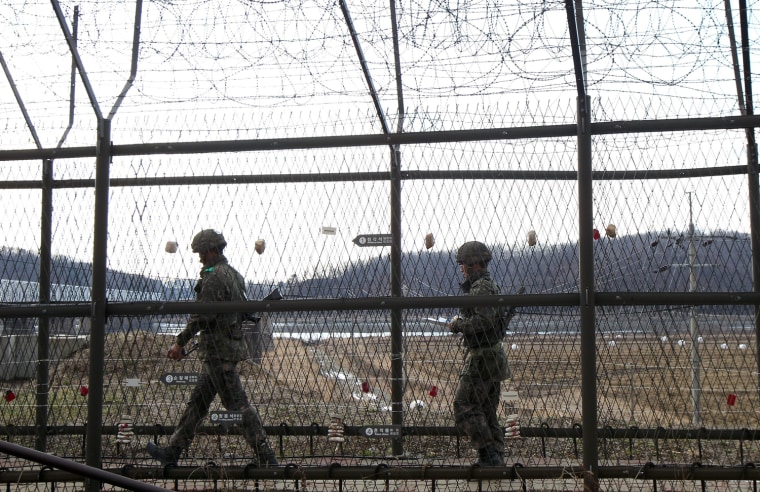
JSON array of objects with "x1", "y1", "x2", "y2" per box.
[
  {"x1": 504, "y1": 413, "x2": 520, "y2": 439},
  {"x1": 116, "y1": 415, "x2": 134, "y2": 444},
  {"x1": 328, "y1": 415, "x2": 345, "y2": 442}
]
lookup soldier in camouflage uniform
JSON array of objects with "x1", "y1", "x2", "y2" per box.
[
  {"x1": 147, "y1": 229, "x2": 278, "y2": 467},
  {"x1": 448, "y1": 241, "x2": 511, "y2": 467}
]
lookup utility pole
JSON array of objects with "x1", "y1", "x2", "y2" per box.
[
  {"x1": 686, "y1": 192, "x2": 700, "y2": 426},
  {"x1": 653, "y1": 192, "x2": 725, "y2": 426},
  {"x1": 663, "y1": 192, "x2": 703, "y2": 426}
]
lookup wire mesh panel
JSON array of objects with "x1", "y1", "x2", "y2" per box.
[{"x1": 2, "y1": 0, "x2": 760, "y2": 490}]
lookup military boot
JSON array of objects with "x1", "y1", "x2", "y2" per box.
[
  {"x1": 490, "y1": 447, "x2": 506, "y2": 467},
  {"x1": 476, "y1": 447, "x2": 491, "y2": 466},
  {"x1": 256, "y1": 441, "x2": 279, "y2": 466},
  {"x1": 476, "y1": 445, "x2": 504, "y2": 467},
  {"x1": 146, "y1": 442, "x2": 182, "y2": 466}
]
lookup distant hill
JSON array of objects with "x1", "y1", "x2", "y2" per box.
[
  {"x1": 0, "y1": 245, "x2": 165, "y2": 293},
  {"x1": 2, "y1": 230, "x2": 754, "y2": 302},
  {"x1": 287, "y1": 231, "x2": 754, "y2": 299}
]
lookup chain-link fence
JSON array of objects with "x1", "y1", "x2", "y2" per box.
[{"x1": 2, "y1": 1, "x2": 760, "y2": 491}]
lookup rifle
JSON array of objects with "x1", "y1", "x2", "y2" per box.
[
  {"x1": 182, "y1": 288, "x2": 283, "y2": 356},
  {"x1": 243, "y1": 288, "x2": 283, "y2": 323},
  {"x1": 502, "y1": 286, "x2": 526, "y2": 332},
  {"x1": 182, "y1": 341, "x2": 200, "y2": 356}
]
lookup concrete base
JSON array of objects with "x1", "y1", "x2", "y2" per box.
[{"x1": 0, "y1": 335, "x2": 88, "y2": 380}]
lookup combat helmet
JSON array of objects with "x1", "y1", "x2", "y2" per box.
[
  {"x1": 456, "y1": 241, "x2": 492, "y2": 266},
  {"x1": 191, "y1": 229, "x2": 227, "y2": 253}
]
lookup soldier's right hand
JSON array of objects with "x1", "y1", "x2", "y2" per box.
[{"x1": 167, "y1": 343, "x2": 185, "y2": 361}]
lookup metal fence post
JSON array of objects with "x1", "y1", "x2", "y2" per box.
[{"x1": 85, "y1": 117, "x2": 111, "y2": 492}]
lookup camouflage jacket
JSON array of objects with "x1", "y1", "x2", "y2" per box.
[
  {"x1": 452, "y1": 270, "x2": 503, "y2": 348},
  {"x1": 176, "y1": 255, "x2": 247, "y2": 362},
  {"x1": 451, "y1": 269, "x2": 511, "y2": 381}
]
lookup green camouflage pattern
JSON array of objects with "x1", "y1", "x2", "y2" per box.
[
  {"x1": 167, "y1": 360, "x2": 274, "y2": 464},
  {"x1": 461, "y1": 344, "x2": 510, "y2": 381},
  {"x1": 176, "y1": 255, "x2": 247, "y2": 362},
  {"x1": 168, "y1": 252, "x2": 276, "y2": 465},
  {"x1": 451, "y1": 266, "x2": 511, "y2": 457},
  {"x1": 455, "y1": 240, "x2": 492, "y2": 265},
  {"x1": 451, "y1": 270, "x2": 512, "y2": 362},
  {"x1": 190, "y1": 229, "x2": 228, "y2": 253}
]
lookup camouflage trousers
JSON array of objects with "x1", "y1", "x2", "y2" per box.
[
  {"x1": 453, "y1": 374, "x2": 503, "y2": 453},
  {"x1": 169, "y1": 359, "x2": 269, "y2": 454}
]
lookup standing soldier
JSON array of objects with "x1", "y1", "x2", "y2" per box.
[
  {"x1": 448, "y1": 241, "x2": 511, "y2": 466},
  {"x1": 147, "y1": 229, "x2": 278, "y2": 467}
]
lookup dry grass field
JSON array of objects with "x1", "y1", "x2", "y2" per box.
[
  {"x1": 2, "y1": 328, "x2": 760, "y2": 468},
  {"x1": 1, "y1": 328, "x2": 760, "y2": 492}
]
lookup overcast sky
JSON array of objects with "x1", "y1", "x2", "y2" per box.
[{"x1": 1, "y1": 1, "x2": 757, "y2": 283}]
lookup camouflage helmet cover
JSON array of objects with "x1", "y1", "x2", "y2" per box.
[
  {"x1": 456, "y1": 241, "x2": 492, "y2": 265},
  {"x1": 191, "y1": 229, "x2": 227, "y2": 253}
]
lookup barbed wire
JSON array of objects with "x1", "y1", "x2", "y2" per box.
[{"x1": 1, "y1": 0, "x2": 756, "y2": 137}]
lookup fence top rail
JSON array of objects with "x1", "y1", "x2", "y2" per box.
[{"x1": 2, "y1": 115, "x2": 760, "y2": 163}]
